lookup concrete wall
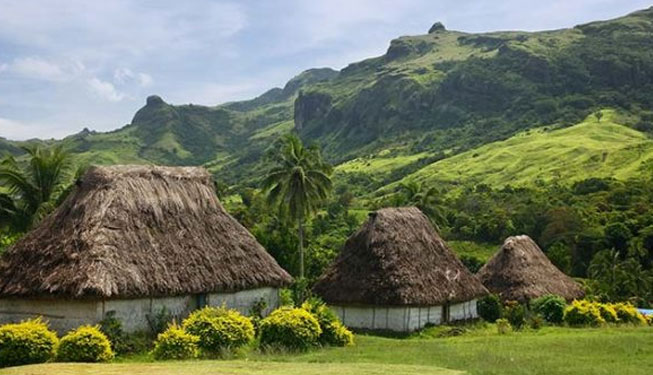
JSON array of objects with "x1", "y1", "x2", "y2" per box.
[
  {"x1": 331, "y1": 304, "x2": 443, "y2": 332},
  {"x1": 330, "y1": 299, "x2": 479, "y2": 333},
  {"x1": 0, "y1": 287, "x2": 281, "y2": 334},
  {"x1": 0, "y1": 298, "x2": 101, "y2": 334}
]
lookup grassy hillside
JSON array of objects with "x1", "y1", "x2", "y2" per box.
[{"x1": 395, "y1": 110, "x2": 653, "y2": 189}]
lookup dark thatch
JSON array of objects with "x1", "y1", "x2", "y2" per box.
[
  {"x1": 477, "y1": 235, "x2": 584, "y2": 302},
  {"x1": 0, "y1": 165, "x2": 292, "y2": 299},
  {"x1": 313, "y1": 207, "x2": 488, "y2": 306}
]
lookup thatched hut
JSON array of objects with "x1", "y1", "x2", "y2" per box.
[
  {"x1": 477, "y1": 235, "x2": 584, "y2": 302},
  {"x1": 313, "y1": 207, "x2": 488, "y2": 332},
  {"x1": 0, "y1": 165, "x2": 292, "y2": 333}
]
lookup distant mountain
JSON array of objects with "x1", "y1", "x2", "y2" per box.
[{"x1": 3, "y1": 7, "x2": 653, "y2": 191}]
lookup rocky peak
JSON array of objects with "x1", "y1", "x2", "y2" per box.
[{"x1": 428, "y1": 22, "x2": 446, "y2": 34}]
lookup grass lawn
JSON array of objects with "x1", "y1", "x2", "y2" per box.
[{"x1": 2, "y1": 325, "x2": 651, "y2": 375}]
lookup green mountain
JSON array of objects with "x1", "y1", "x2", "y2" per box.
[{"x1": 4, "y1": 7, "x2": 653, "y2": 191}]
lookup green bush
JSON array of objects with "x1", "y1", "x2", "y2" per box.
[
  {"x1": 563, "y1": 300, "x2": 604, "y2": 327},
  {"x1": 0, "y1": 318, "x2": 58, "y2": 368},
  {"x1": 151, "y1": 324, "x2": 199, "y2": 360},
  {"x1": 301, "y1": 298, "x2": 353, "y2": 347},
  {"x1": 596, "y1": 303, "x2": 618, "y2": 323},
  {"x1": 496, "y1": 318, "x2": 511, "y2": 334},
  {"x1": 259, "y1": 307, "x2": 322, "y2": 350},
  {"x1": 182, "y1": 307, "x2": 254, "y2": 353},
  {"x1": 477, "y1": 294, "x2": 502, "y2": 323},
  {"x1": 503, "y1": 301, "x2": 526, "y2": 330},
  {"x1": 56, "y1": 325, "x2": 114, "y2": 362},
  {"x1": 531, "y1": 295, "x2": 566, "y2": 324},
  {"x1": 612, "y1": 302, "x2": 647, "y2": 325}
]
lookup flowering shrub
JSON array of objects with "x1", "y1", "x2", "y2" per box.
[
  {"x1": 151, "y1": 323, "x2": 199, "y2": 360},
  {"x1": 259, "y1": 307, "x2": 321, "y2": 350},
  {"x1": 612, "y1": 303, "x2": 647, "y2": 325},
  {"x1": 595, "y1": 303, "x2": 618, "y2": 323},
  {"x1": 56, "y1": 325, "x2": 114, "y2": 362},
  {"x1": 564, "y1": 300, "x2": 604, "y2": 327},
  {"x1": 182, "y1": 307, "x2": 254, "y2": 353},
  {"x1": 0, "y1": 318, "x2": 58, "y2": 367},
  {"x1": 301, "y1": 298, "x2": 353, "y2": 347}
]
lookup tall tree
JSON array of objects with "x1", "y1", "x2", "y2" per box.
[
  {"x1": 400, "y1": 181, "x2": 448, "y2": 230},
  {"x1": 262, "y1": 134, "x2": 332, "y2": 279},
  {"x1": 0, "y1": 145, "x2": 71, "y2": 232}
]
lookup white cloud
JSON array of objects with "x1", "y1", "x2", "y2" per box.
[
  {"x1": 87, "y1": 78, "x2": 124, "y2": 102},
  {"x1": 0, "y1": 63, "x2": 7, "y2": 72},
  {"x1": 113, "y1": 68, "x2": 153, "y2": 87},
  {"x1": 9, "y1": 57, "x2": 69, "y2": 81}
]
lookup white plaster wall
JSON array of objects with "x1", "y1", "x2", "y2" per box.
[
  {"x1": 332, "y1": 304, "x2": 444, "y2": 332},
  {"x1": 449, "y1": 299, "x2": 478, "y2": 322},
  {"x1": 0, "y1": 287, "x2": 282, "y2": 334},
  {"x1": 207, "y1": 287, "x2": 279, "y2": 315},
  {"x1": 0, "y1": 298, "x2": 102, "y2": 334}
]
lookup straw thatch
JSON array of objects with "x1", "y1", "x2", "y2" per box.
[
  {"x1": 0, "y1": 165, "x2": 292, "y2": 298},
  {"x1": 313, "y1": 207, "x2": 488, "y2": 306},
  {"x1": 477, "y1": 235, "x2": 584, "y2": 302}
]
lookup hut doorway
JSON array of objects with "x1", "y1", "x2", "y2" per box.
[
  {"x1": 443, "y1": 304, "x2": 450, "y2": 323},
  {"x1": 196, "y1": 294, "x2": 207, "y2": 309}
]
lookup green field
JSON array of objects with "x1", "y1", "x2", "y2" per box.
[{"x1": 2, "y1": 326, "x2": 651, "y2": 375}]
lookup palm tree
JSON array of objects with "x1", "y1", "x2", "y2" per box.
[
  {"x1": 0, "y1": 145, "x2": 71, "y2": 232},
  {"x1": 400, "y1": 181, "x2": 448, "y2": 230},
  {"x1": 262, "y1": 134, "x2": 332, "y2": 279}
]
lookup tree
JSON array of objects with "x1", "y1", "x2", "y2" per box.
[
  {"x1": 0, "y1": 145, "x2": 71, "y2": 232},
  {"x1": 399, "y1": 181, "x2": 448, "y2": 230},
  {"x1": 262, "y1": 134, "x2": 332, "y2": 279}
]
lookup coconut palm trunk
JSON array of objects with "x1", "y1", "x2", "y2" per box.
[{"x1": 298, "y1": 215, "x2": 305, "y2": 279}]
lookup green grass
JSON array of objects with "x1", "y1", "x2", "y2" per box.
[
  {"x1": 336, "y1": 150, "x2": 433, "y2": 176},
  {"x1": 448, "y1": 241, "x2": 499, "y2": 261},
  {"x1": 395, "y1": 110, "x2": 653, "y2": 190},
  {"x1": 2, "y1": 326, "x2": 651, "y2": 375}
]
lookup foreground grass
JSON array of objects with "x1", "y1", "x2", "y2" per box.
[
  {"x1": 0, "y1": 361, "x2": 459, "y2": 375},
  {"x1": 1, "y1": 326, "x2": 651, "y2": 375}
]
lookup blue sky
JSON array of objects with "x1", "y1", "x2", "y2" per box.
[{"x1": 0, "y1": 0, "x2": 651, "y2": 140}]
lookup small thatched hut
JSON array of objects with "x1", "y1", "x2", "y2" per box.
[
  {"x1": 313, "y1": 207, "x2": 488, "y2": 332},
  {"x1": 477, "y1": 235, "x2": 584, "y2": 302},
  {"x1": 0, "y1": 165, "x2": 292, "y2": 333}
]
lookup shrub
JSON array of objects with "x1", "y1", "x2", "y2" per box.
[
  {"x1": 301, "y1": 298, "x2": 353, "y2": 347},
  {"x1": 151, "y1": 324, "x2": 199, "y2": 360},
  {"x1": 477, "y1": 294, "x2": 502, "y2": 323},
  {"x1": 496, "y1": 318, "x2": 511, "y2": 335},
  {"x1": 503, "y1": 301, "x2": 526, "y2": 330},
  {"x1": 528, "y1": 315, "x2": 544, "y2": 330},
  {"x1": 645, "y1": 314, "x2": 653, "y2": 326},
  {"x1": 146, "y1": 307, "x2": 174, "y2": 336},
  {"x1": 596, "y1": 303, "x2": 618, "y2": 323},
  {"x1": 531, "y1": 295, "x2": 566, "y2": 324},
  {"x1": 0, "y1": 318, "x2": 58, "y2": 368},
  {"x1": 56, "y1": 325, "x2": 114, "y2": 362},
  {"x1": 563, "y1": 300, "x2": 604, "y2": 327},
  {"x1": 259, "y1": 307, "x2": 322, "y2": 350},
  {"x1": 612, "y1": 302, "x2": 647, "y2": 325},
  {"x1": 182, "y1": 307, "x2": 254, "y2": 353}
]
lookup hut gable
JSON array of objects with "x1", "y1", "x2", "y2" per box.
[
  {"x1": 477, "y1": 235, "x2": 584, "y2": 302},
  {"x1": 313, "y1": 207, "x2": 487, "y2": 306},
  {"x1": 0, "y1": 165, "x2": 292, "y2": 298}
]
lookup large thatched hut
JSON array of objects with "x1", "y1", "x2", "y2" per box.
[
  {"x1": 0, "y1": 165, "x2": 292, "y2": 333},
  {"x1": 477, "y1": 235, "x2": 584, "y2": 302},
  {"x1": 313, "y1": 207, "x2": 488, "y2": 332}
]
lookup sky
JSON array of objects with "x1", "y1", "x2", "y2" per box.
[{"x1": 0, "y1": 0, "x2": 651, "y2": 140}]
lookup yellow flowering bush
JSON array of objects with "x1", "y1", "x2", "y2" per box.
[
  {"x1": 259, "y1": 307, "x2": 321, "y2": 350},
  {"x1": 182, "y1": 307, "x2": 254, "y2": 353},
  {"x1": 151, "y1": 323, "x2": 199, "y2": 360},
  {"x1": 56, "y1": 325, "x2": 114, "y2": 362},
  {"x1": 612, "y1": 303, "x2": 647, "y2": 325},
  {"x1": 595, "y1": 303, "x2": 619, "y2": 323},
  {"x1": 0, "y1": 318, "x2": 58, "y2": 367},
  {"x1": 301, "y1": 298, "x2": 354, "y2": 347},
  {"x1": 563, "y1": 300, "x2": 604, "y2": 327}
]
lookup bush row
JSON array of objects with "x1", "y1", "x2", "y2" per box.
[
  {"x1": 153, "y1": 299, "x2": 353, "y2": 360},
  {"x1": 563, "y1": 300, "x2": 648, "y2": 327},
  {"x1": 0, "y1": 319, "x2": 112, "y2": 368}
]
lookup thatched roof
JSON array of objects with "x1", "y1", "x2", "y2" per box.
[
  {"x1": 313, "y1": 207, "x2": 488, "y2": 306},
  {"x1": 477, "y1": 235, "x2": 584, "y2": 302},
  {"x1": 0, "y1": 165, "x2": 292, "y2": 299}
]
